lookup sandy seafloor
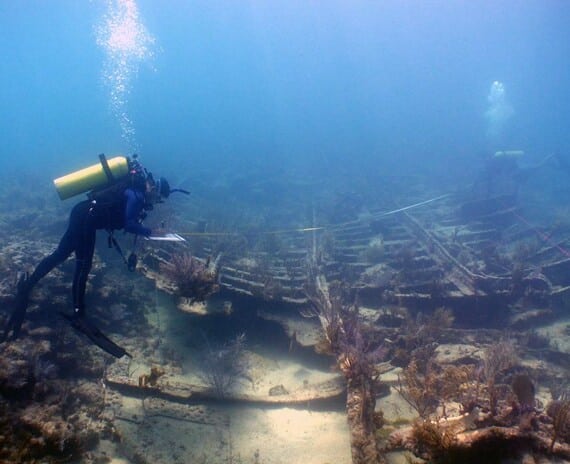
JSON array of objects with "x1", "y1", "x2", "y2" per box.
[{"x1": 95, "y1": 292, "x2": 355, "y2": 464}]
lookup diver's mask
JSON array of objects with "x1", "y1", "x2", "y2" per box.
[{"x1": 146, "y1": 173, "x2": 190, "y2": 207}]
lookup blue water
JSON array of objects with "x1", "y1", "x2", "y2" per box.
[{"x1": 1, "y1": 1, "x2": 570, "y2": 185}]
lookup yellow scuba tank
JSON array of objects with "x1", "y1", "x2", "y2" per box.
[{"x1": 53, "y1": 155, "x2": 129, "y2": 200}]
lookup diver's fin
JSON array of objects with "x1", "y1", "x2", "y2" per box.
[
  {"x1": 60, "y1": 313, "x2": 131, "y2": 359},
  {"x1": 1, "y1": 273, "x2": 31, "y2": 342},
  {"x1": 1, "y1": 303, "x2": 27, "y2": 343}
]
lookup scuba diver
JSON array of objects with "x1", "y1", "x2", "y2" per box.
[
  {"x1": 1, "y1": 154, "x2": 188, "y2": 358},
  {"x1": 471, "y1": 150, "x2": 556, "y2": 198},
  {"x1": 462, "y1": 150, "x2": 555, "y2": 219},
  {"x1": 473, "y1": 150, "x2": 525, "y2": 199}
]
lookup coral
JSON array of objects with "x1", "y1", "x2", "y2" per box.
[
  {"x1": 305, "y1": 278, "x2": 386, "y2": 379},
  {"x1": 161, "y1": 252, "x2": 219, "y2": 302},
  {"x1": 391, "y1": 307, "x2": 454, "y2": 368},
  {"x1": 547, "y1": 399, "x2": 570, "y2": 452},
  {"x1": 436, "y1": 364, "x2": 475, "y2": 418},
  {"x1": 411, "y1": 418, "x2": 457, "y2": 460},
  {"x1": 197, "y1": 333, "x2": 247, "y2": 398},
  {"x1": 412, "y1": 307, "x2": 454, "y2": 348},
  {"x1": 0, "y1": 372, "x2": 105, "y2": 463},
  {"x1": 396, "y1": 358, "x2": 439, "y2": 419},
  {"x1": 304, "y1": 275, "x2": 342, "y2": 351},
  {"x1": 138, "y1": 365, "x2": 165, "y2": 388},
  {"x1": 511, "y1": 373, "x2": 535, "y2": 408},
  {"x1": 396, "y1": 355, "x2": 476, "y2": 421},
  {"x1": 482, "y1": 339, "x2": 518, "y2": 416}
]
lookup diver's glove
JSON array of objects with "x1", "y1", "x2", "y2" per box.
[{"x1": 1, "y1": 272, "x2": 31, "y2": 342}]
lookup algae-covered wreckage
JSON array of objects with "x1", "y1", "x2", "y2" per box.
[
  {"x1": 2, "y1": 178, "x2": 570, "y2": 463},
  {"x1": 137, "y1": 189, "x2": 570, "y2": 463},
  {"x1": 177, "y1": 190, "x2": 568, "y2": 327}
]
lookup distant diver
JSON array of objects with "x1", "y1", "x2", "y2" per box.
[
  {"x1": 461, "y1": 150, "x2": 556, "y2": 219},
  {"x1": 1, "y1": 154, "x2": 189, "y2": 358},
  {"x1": 472, "y1": 150, "x2": 555, "y2": 198}
]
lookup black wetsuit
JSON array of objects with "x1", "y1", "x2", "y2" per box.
[
  {"x1": 6, "y1": 188, "x2": 151, "y2": 339},
  {"x1": 23, "y1": 188, "x2": 150, "y2": 316}
]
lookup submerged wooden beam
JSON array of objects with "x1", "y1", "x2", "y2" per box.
[{"x1": 105, "y1": 374, "x2": 346, "y2": 408}]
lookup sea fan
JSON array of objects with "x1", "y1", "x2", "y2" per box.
[
  {"x1": 197, "y1": 333, "x2": 247, "y2": 398},
  {"x1": 161, "y1": 252, "x2": 219, "y2": 302}
]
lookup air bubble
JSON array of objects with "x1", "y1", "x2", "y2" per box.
[{"x1": 96, "y1": 0, "x2": 155, "y2": 149}]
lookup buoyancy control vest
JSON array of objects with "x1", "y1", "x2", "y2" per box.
[{"x1": 67, "y1": 154, "x2": 149, "y2": 271}]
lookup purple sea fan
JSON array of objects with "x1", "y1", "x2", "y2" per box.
[{"x1": 512, "y1": 373, "x2": 535, "y2": 409}]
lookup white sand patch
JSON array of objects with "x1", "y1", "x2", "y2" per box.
[
  {"x1": 110, "y1": 393, "x2": 350, "y2": 464},
  {"x1": 230, "y1": 406, "x2": 351, "y2": 464}
]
